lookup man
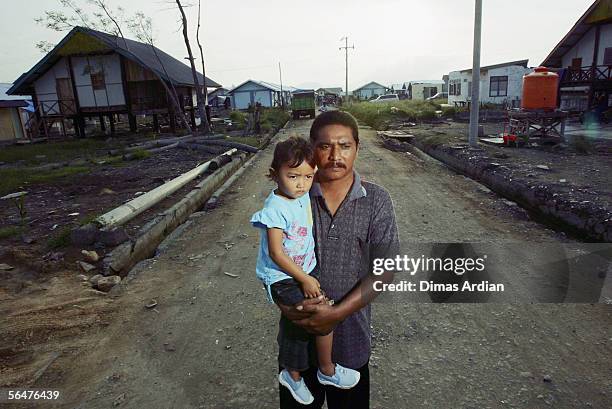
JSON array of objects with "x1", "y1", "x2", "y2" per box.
[{"x1": 277, "y1": 110, "x2": 399, "y2": 408}]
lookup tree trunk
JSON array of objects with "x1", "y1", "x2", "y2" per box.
[
  {"x1": 176, "y1": 0, "x2": 210, "y2": 135},
  {"x1": 197, "y1": 0, "x2": 210, "y2": 129}
]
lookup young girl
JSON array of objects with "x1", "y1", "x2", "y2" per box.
[{"x1": 251, "y1": 136, "x2": 360, "y2": 405}]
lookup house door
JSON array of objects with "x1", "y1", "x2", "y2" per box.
[{"x1": 56, "y1": 78, "x2": 76, "y2": 115}]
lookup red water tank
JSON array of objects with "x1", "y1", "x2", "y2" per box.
[{"x1": 521, "y1": 66, "x2": 559, "y2": 110}]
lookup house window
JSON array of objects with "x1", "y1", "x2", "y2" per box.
[
  {"x1": 91, "y1": 72, "x2": 105, "y2": 90},
  {"x1": 604, "y1": 48, "x2": 612, "y2": 65},
  {"x1": 489, "y1": 76, "x2": 508, "y2": 97}
]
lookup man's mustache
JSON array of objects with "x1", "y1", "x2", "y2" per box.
[{"x1": 324, "y1": 162, "x2": 346, "y2": 169}]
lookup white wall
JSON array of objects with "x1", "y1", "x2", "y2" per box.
[
  {"x1": 33, "y1": 57, "x2": 70, "y2": 114},
  {"x1": 448, "y1": 65, "x2": 532, "y2": 106},
  {"x1": 411, "y1": 83, "x2": 443, "y2": 100},
  {"x1": 598, "y1": 23, "x2": 612, "y2": 65},
  {"x1": 230, "y1": 81, "x2": 275, "y2": 109},
  {"x1": 71, "y1": 54, "x2": 125, "y2": 108},
  {"x1": 561, "y1": 26, "x2": 596, "y2": 68},
  {"x1": 355, "y1": 84, "x2": 386, "y2": 99}
]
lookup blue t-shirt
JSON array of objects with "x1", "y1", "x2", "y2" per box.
[{"x1": 250, "y1": 190, "x2": 317, "y2": 302}]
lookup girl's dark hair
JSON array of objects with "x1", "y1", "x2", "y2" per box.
[{"x1": 269, "y1": 137, "x2": 315, "y2": 178}]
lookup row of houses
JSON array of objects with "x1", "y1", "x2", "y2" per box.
[
  {"x1": 2, "y1": 0, "x2": 610, "y2": 142},
  {"x1": 352, "y1": 0, "x2": 612, "y2": 110}
]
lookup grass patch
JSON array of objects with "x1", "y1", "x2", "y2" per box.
[
  {"x1": 344, "y1": 100, "x2": 439, "y2": 130},
  {"x1": 0, "y1": 139, "x2": 117, "y2": 165},
  {"x1": 261, "y1": 108, "x2": 290, "y2": 129},
  {"x1": 229, "y1": 111, "x2": 247, "y2": 129},
  {"x1": 47, "y1": 227, "x2": 72, "y2": 249},
  {"x1": 0, "y1": 166, "x2": 90, "y2": 196},
  {"x1": 0, "y1": 226, "x2": 22, "y2": 240},
  {"x1": 126, "y1": 149, "x2": 151, "y2": 160}
]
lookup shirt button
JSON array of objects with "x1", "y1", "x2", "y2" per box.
[{"x1": 331, "y1": 224, "x2": 335, "y2": 229}]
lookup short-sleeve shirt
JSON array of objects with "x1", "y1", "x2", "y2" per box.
[
  {"x1": 310, "y1": 171, "x2": 399, "y2": 369},
  {"x1": 251, "y1": 191, "x2": 317, "y2": 302}
]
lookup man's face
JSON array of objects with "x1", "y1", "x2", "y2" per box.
[{"x1": 312, "y1": 124, "x2": 358, "y2": 182}]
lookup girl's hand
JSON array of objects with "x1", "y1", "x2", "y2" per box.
[{"x1": 299, "y1": 275, "x2": 321, "y2": 298}]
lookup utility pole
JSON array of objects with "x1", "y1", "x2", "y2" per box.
[
  {"x1": 279, "y1": 62, "x2": 284, "y2": 109},
  {"x1": 339, "y1": 36, "x2": 354, "y2": 104},
  {"x1": 469, "y1": 0, "x2": 482, "y2": 147}
]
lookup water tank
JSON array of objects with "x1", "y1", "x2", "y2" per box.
[{"x1": 521, "y1": 67, "x2": 558, "y2": 110}]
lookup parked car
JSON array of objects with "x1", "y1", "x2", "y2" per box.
[
  {"x1": 370, "y1": 94, "x2": 399, "y2": 103},
  {"x1": 426, "y1": 92, "x2": 448, "y2": 101}
]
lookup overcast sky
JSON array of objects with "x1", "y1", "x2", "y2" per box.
[{"x1": 0, "y1": 0, "x2": 594, "y2": 92}]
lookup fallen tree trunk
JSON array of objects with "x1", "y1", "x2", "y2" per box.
[
  {"x1": 177, "y1": 142, "x2": 227, "y2": 155},
  {"x1": 193, "y1": 139, "x2": 259, "y2": 153},
  {"x1": 103, "y1": 153, "x2": 248, "y2": 275},
  {"x1": 122, "y1": 142, "x2": 180, "y2": 160},
  {"x1": 95, "y1": 148, "x2": 237, "y2": 229}
]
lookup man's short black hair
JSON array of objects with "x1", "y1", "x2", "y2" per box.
[{"x1": 309, "y1": 111, "x2": 359, "y2": 145}]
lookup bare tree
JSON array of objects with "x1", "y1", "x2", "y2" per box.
[
  {"x1": 196, "y1": 0, "x2": 210, "y2": 123},
  {"x1": 128, "y1": 12, "x2": 193, "y2": 134},
  {"x1": 175, "y1": 0, "x2": 210, "y2": 134},
  {"x1": 35, "y1": 0, "x2": 125, "y2": 50}
]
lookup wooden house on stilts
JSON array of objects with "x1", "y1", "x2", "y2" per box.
[{"x1": 7, "y1": 26, "x2": 221, "y2": 139}]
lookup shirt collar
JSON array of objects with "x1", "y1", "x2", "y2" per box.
[{"x1": 310, "y1": 170, "x2": 367, "y2": 202}]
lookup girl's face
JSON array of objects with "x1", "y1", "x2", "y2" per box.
[{"x1": 272, "y1": 160, "x2": 316, "y2": 199}]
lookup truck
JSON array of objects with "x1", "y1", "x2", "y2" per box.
[{"x1": 290, "y1": 90, "x2": 316, "y2": 119}]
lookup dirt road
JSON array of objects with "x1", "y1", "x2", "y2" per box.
[{"x1": 30, "y1": 119, "x2": 611, "y2": 409}]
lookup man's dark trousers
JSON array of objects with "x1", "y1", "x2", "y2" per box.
[{"x1": 279, "y1": 363, "x2": 369, "y2": 409}]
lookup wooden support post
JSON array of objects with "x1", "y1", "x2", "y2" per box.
[
  {"x1": 190, "y1": 108, "x2": 196, "y2": 129},
  {"x1": 99, "y1": 114, "x2": 107, "y2": 133},
  {"x1": 77, "y1": 116, "x2": 86, "y2": 138},
  {"x1": 152, "y1": 114, "x2": 160, "y2": 133},
  {"x1": 128, "y1": 113, "x2": 137, "y2": 133},
  {"x1": 169, "y1": 112, "x2": 177, "y2": 134},
  {"x1": 109, "y1": 114, "x2": 116, "y2": 135}
]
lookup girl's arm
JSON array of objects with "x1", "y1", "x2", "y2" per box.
[{"x1": 267, "y1": 228, "x2": 320, "y2": 298}]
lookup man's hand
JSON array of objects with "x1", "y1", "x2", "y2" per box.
[
  {"x1": 298, "y1": 275, "x2": 321, "y2": 298},
  {"x1": 276, "y1": 296, "x2": 325, "y2": 321},
  {"x1": 294, "y1": 302, "x2": 340, "y2": 336}
]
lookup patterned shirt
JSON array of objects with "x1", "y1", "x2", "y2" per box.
[
  {"x1": 310, "y1": 171, "x2": 399, "y2": 369},
  {"x1": 251, "y1": 191, "x2": 317, "y2": 302}
]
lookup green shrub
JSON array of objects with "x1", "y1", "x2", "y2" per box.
[
  {"x1": 229, "y1": 111, "x2": 247, "y2": 128},
  {"x1": 261, "y1": 108, "x2": 290, "y2": 129},
  {"x1": 128, "y1": 149, "x2": 151, "y2": 160},
  {"x1": 344, "y1": 100, "x2": 440, "y2": 129}
]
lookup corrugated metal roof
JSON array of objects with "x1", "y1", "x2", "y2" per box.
[
  {"x1": 0, "y1": 83, "x2": 29, "y2": 107},
  {"x1": 8, "y1": 26, "x2": 221, "y2": 95},
  {"x1": 454, "y1": 59, "x2": 529, "y2": 74},
  {"x1": 352, "y1": 81, "x2": 387, "y2": 92},
  {"x1": 227, "y1": 79, "x2": 296, "y2": 93}
]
